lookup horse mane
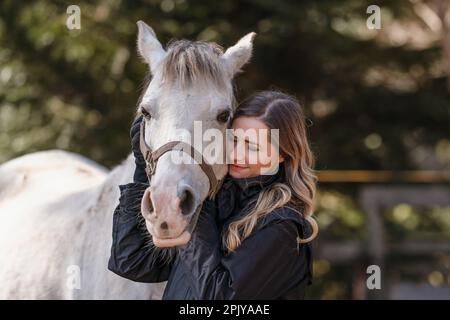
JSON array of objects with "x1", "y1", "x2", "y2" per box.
[{"x1": 161, "y1": 39, "x2": 227, "y2": 89}]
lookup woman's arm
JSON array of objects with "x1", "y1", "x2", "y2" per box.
[
  {"x1": 107, "y1": 115, "x2": 176, "y2": 282},
  {"x1": 108, "y1": 181, "x2": 176, "y2": 283},
  {"x1": 178, "y1": 202, "x2": 311, "y2": 299}
]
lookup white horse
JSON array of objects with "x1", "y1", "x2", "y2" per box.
[{"x1": 0, "y1": 21, "x2": 255, "y2": 299}]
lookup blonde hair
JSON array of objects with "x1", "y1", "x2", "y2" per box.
[{"x1": 223, "y1": 91, "x2": 318, "y2": 254}]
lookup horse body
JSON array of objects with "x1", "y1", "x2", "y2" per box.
[
  {"x1": 0, "y1": 150, "x2": 165, "y2": 299},
  {"x1": 0, "y1": 22, "x2": 255, "y2": 299}
]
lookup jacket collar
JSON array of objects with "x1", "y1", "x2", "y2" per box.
[
  {"x1": 223, "y1": 165, "x2": 285, "y2": 190},
  {"x1": 232, "y1": 169, "x2": 281, "y2": 201},
  {"x1": 217, "y1": 165, "x2": 285, "y2": 223}
]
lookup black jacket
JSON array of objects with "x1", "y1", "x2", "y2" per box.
[
  {"x1": 107, "y1": 116, "x2": 313, "y2": 299},
  {"x1": 108, "y1": 171, "x2": 313, "y2": 300}
]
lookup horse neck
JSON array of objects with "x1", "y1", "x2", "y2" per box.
[
  {"x1": 73, "y1": 153, "x2": 137, "y2": 297},
  {"x1": 105, "y1": 153, "x2": 136, "y2": 188},
  {"x1": 95, "y1": 153, "x2": 136, "y2": 225}
]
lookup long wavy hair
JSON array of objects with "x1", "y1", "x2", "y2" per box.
[{"x1": 223, "y1": 90, "x2": 319, "y2": 253}]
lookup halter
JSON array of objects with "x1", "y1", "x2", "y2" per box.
[{"x1": 139, "y1": 119, "x2": 220, "y2": 197}]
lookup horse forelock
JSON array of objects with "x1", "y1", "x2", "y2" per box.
[
  {"x1": 134, "y1": 39, "x2": 235, "y2": 121},
  {"x1": 161, "y1": 39, "x2": 227, "y2": 89}
]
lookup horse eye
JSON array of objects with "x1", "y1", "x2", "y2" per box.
[
  {"x1": 141, "y1": 107, "x2": 152, "y2": 119},
  {"x1": 216, "y1": 109, "x2": 231, "y2": 123}
]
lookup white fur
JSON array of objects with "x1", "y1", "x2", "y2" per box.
[
  {"x1": 0, "y1": 23, "x2": 255, "y2": 299},
  {"x1": 221, "y1": 32, "x2": 257, "y2": 78},
  {"x1": 138, "y1": 22, "x2": 256, "y2": 238},
  {"x1": 137, "y1": 21, "x2": 167, "y2": 73},
  {"x1": 0, "y1": 150, "x2": 166, "y2": 299}
]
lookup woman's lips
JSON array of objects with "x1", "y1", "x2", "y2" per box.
[{"x1": 230, "y1": 164, "x2": 248, "y2": 171}]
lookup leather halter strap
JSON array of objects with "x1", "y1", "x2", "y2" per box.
[{"x1": 139, "y1": 119, "x2": 219, "y2": 195}]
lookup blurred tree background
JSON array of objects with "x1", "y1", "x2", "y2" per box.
[{"x1": 1, "y1": 0, "x2": 449, "y2": 299}]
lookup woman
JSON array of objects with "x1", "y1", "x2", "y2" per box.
[{"x1": 108, "y1": 90, "x2": 318, "y2": 299}]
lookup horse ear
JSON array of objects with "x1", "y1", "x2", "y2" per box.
[
  {"x1": 136, "y1": 21, "x2": 167, "y2": 74},
  {"x1": 221, "y1": 32, "x2": 256, "y2": 78}
]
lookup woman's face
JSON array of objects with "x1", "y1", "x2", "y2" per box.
[{"x1": 229, "y1": 116, "x2": 284, "y2": 178}]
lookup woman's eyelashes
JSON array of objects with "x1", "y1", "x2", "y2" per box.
[{"x1": 233, "y1": 136, "x2": 260, "y2": 152}]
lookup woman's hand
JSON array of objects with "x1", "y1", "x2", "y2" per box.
[
  {"x1": 130, "y1": 115, "x2": 148, "y2": 184},
  {"x1": 178, "y1": 200, "x2": 221, "y2": 250}
]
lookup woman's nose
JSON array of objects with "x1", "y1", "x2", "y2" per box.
[{"x1": 232, "y1": 145, "x2": 246, "y2": 164}]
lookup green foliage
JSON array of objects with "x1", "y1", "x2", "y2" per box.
[
  {"x1": 1, "y1": 0, "x2": 448, "y2": 169},
  {"x1": 1, "y1": 0, "x2": 449, "y2": 299}
]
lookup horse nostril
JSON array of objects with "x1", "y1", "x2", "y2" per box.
[
  {"x1": 179, "y1": 187, "x2": 195, "y2": 216},
  {"x1": 160, "y1": 222, "x2": 168, "y2": 230},
  {"x1": 142, "y1": 188, "x2": 155, "y2": 218}
]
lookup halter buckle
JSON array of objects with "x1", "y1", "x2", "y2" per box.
[{"x1": 145, "y1": 157, "x2": 156, "y2": 176}]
